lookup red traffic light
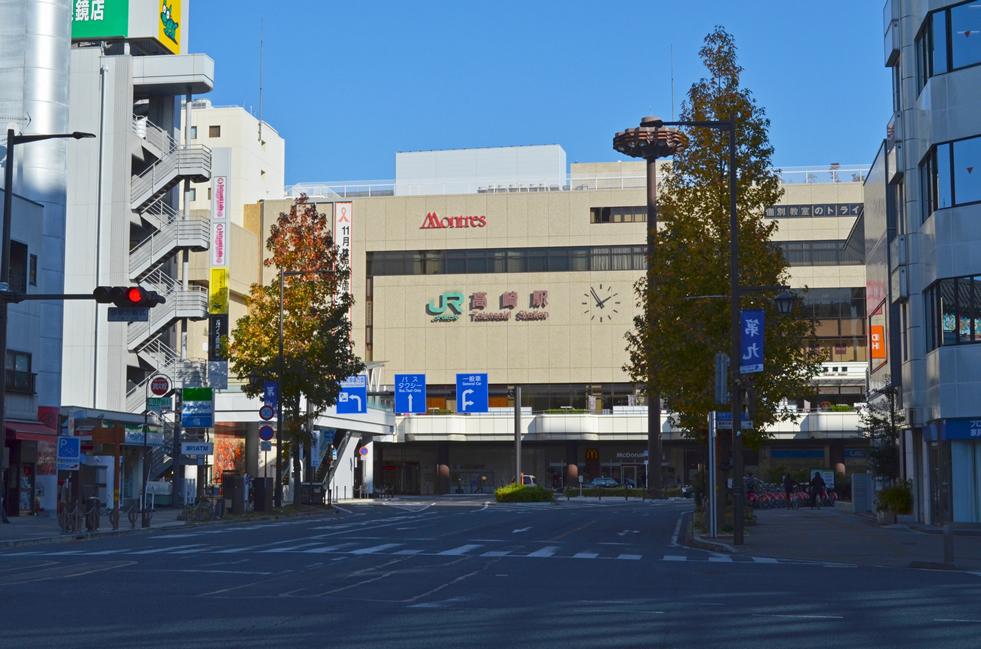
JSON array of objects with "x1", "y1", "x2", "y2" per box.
[{"x1": 92, "y1": 286, "x2": 166, "y2": 309}]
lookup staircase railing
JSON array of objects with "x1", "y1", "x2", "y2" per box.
[
  {"x1": 129, "y1": 215, "x2": 209, "y2": 280},
  {"x1": 131, "y1": 146, "x2": 211, "y2": 210}
]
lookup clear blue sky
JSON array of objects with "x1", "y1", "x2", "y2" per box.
[{"x1": 189, "y1": 1, "x2": 891, "y2": 185}]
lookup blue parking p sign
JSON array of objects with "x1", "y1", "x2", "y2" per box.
[
  {"x1": 395, "y1": 374, "x2": 426, "y2": 414},
  {"x1": 57, "y1": 436, "x2": 81, "y2": 471},
  {"x1": 337, "y1": 375, "x2": 368, "y2": 414},
  {"x1": 456, "y1": 373, "x2": 488, "y2": 413}
]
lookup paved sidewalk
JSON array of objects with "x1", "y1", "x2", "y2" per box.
[
  {"x1": 0, "y1": 507, "x2": 186, "y2": 547},
  {"x1": 695, "y1": 506, "x2": 981, "y2": 571}
]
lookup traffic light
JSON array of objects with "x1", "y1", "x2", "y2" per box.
[{"x1": 92, "y1": 286, "x2": 166, "y2": 308}]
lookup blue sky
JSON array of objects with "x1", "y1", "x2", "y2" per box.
[{"x1": 189, "y1": 1, "x2": 891, "y2": 185}]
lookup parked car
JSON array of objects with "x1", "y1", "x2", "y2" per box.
[
  {"x1": 521, "y1": 475, "x2": 537, "y2": 486},
  {"x1": 622, "y1": 478, "x2": 638, "y2": 488},
  {"x1": 583, "y1": 477, "x2": 620, "y2": 488}
]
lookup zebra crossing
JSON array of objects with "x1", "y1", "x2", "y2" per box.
[{"x1": 0, "y1": 540, "x2": 818, "y2": 565}]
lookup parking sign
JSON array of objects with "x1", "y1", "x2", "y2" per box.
[{"x1": 57, "y1": 436, "x2": 81, "y2": 471}]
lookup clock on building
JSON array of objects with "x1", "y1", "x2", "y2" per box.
[{"x1": 582, "y1": 284, "x2": 621, "y2": 323}]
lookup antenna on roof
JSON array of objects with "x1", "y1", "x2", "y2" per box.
[{"x1": 259, "y1": 18, "x2": 263, "y2": 143}]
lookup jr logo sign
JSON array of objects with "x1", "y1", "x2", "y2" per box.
[{"x1": 427, "y1": 292, "x2": 464, "y2": 322}]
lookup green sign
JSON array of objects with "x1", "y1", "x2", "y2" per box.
[
  {"x1": 146, "y1": 397, "x2": 172, "y2": 413},
  {"x1": 182, "y1": 387, "x2": 213, "y2": 402},
  {"x1": 71, "y1": 0, "x2": 129, "y2": 40}
]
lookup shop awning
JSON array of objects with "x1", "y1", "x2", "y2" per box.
[{"x1": 6, "y1": 421, "x2": 58, "y2": 442}]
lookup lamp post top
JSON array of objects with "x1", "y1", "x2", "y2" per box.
[{"x1": 613, "y1": 117, "x2": 688, "y2": 161}]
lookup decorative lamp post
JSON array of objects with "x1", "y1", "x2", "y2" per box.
[{"x1": 613, "y1": 117, "x2": 688, "y2": 500}]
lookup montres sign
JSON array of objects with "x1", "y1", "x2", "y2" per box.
[{"x1": 420, "y1": 212, "x2": 486, "y2": 229}]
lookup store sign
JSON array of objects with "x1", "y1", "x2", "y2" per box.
[
  {"x1": 71, "y1": 0, "x2": 128, "y2": 39},
  {"x1": 158, "y1": 0, "x2": 181, "y2": 54},
  {"x1": 208, "y1": 314, "x2": 228, "y2": 361},
  {"x1": 870, "y1": 325, "x2": 886, "y2": 360},
  {"x1": 420, "y1": 212, "x2": 486, "y2": 230},
  {"x1": 211, "y1": 222, "x2": 227, "y2": 267},
  {"x1": 209, "y1": 268, "x2": 228, "y2": 314},
  {"x1": 212, "y1": 176, "x2": 227, "y2": 220}
]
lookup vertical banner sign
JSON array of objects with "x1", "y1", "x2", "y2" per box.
[
  {"x1": 209, "y1": 173, "x2": 230, "y2": 388},
  {"x1": 207, "y1": 315, "x2": 229, "y2": 361},
  {"x1": 334, "y1": 202, "x2": 353, "y2": 329},
  {"x1": 740, "y1": 309, "x2": 765, "y2": 374},
  {"x1": 209, "y1": 268, "x2": 228, "y2": 315},
  {"x1": 870, "y1": 325, "x2": 886, "y2": 360}
]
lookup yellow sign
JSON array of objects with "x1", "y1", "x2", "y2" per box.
[
  {"x1": 585, "y1": 448, "x2": 599, "y2": 461},
  {"x1": 158, "y1": 0, "x2": 181, "y2": 54},
  {"x1": 210, "y1": 268, "x2": 229, "y2": 315}
]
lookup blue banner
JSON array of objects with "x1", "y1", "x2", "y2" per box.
[
  {"x1": 740, "y1": 309, "x2": 765, "y2": 374},
  {"x1": 263, "y1": 381, "x2": 278, "y2": 409}
]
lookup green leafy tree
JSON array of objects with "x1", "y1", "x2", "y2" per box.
[
  {"x1": 624, "y1": 27, "x2": 823, "y2": 445},
  {"x1": 227, "y1": 195, "x2": 365, "y2": 505},
  {"x1": 860, "y1": 385, "x2": 904, "y2": 483}
]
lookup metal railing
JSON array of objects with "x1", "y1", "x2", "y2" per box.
[
  {"x1": 131, "y1": 146, "x2": 211, "y2": 210},
  {"x1": 284, "y1": 165, "x2": 869, "y2": 199},
  {"x1": 5, "y1": 369, "x2": 36, "y2": 394},
  {"x1": 131, "y1": 115, "x2": 180, "y2": 156},
  {"x1": 129, "y1": 215, "x2": 210, "y2": 279},
  {"x1": 126, "y1": 268, "x2": 208, "y2": 348}
]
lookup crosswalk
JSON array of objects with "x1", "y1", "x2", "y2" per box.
[{"x1": 0, "y1": 540, "x2": 817, "y2": 565}]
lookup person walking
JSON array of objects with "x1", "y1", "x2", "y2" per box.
[
  {"x1": 783, "y1": 473, "x2": 796, "y2": 509},
  {"x1": 809, "y1": 471, "x2": 827, "y2": 509}
]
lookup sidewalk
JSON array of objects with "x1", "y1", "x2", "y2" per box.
[
  {"x1": 693, "y1": 506, "x2": 981, "y2": 571},
  {"x1": 0, "y1": 508, "x2": 186, "y2": 548}
]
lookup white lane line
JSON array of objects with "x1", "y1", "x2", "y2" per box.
[
  {"x1": 526, "y1": 547, "x2": 559, "y2": 558},
  {"x1": 302, "y1": 544, "x2": 354, "y2": 554},
  {"x1": 87, "y1": 549, "x2": 128, "y2": 555},
  {"x1": 752, "y1": 557, "x2": 779, "y2": 564},
  {"x1": 393, "y1": 549, "x2": 424, "y2": 555},
  {"x1": 709, "y1": 556, "x2": 733, "y2": 563},
  {"x1": 573, "y1": 552, "x2": 599, "y2": 559},
  {"x1": 172, "y1": 547, "x2": 216, "y2": 555},
  {"x1": 934, "y1": 619, "x2": 981, "y2": 623},
  {"x1": 214, "y1": 547, "x2": 250, "y2": 554},
  {"x1": 752, "y1": 614, "x2": 843, "y2": 620},
  {"x1": 438, "y1": 544, "x2": 482, "y2": 556},
  {"x1": 332, "y1": 504, "x2": 353, "y2": 514},
  {"x1": 259, "y1": 542, "x2": 325, "y2": 553},
  {"x1": 512, "y1": 527, "x2": 531, "y2": 534},
  {"x1": 481, "y1": 550, "x2": 511, "y2": 557},
  {"x1": 44, "y1": 551, "x2": 86, "y2": 556},
  {"x1": 617, "y1": 554, "x2": 642, "y2": 561},
  {"x1": 663, "y1": 555, "x2": 688, "y2": 562},
  {"x1": 670, "y1": 515, "x2": 683, "y2": 546},
  {"x1": 155, "y1": 534, "x2": 199, "y2": 539},
  {"x1": 129, "y1": 544, "x2": 204, "y2": 555},
  {"x1": 349, "y1": 543, "x2": 402, "y2": 555}
]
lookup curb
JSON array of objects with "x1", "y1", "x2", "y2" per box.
[
  {"x1": 909, "y1": 560, "x2": 959, "y2": 570},
  {"x1": 688, "y1": 518, "x2": 739, "y2": 554}
]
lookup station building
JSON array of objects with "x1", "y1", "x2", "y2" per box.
[{"x1": 243, "y1": 146, "x2": 873, "y2": 496}]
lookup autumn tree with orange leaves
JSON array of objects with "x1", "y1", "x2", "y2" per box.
[{"x1": 226, "y1": 196, "x2": 365, "y2": 505}]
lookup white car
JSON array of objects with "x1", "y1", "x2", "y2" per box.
[{"x1": 521, "y1": 475, "x2": 537, "y2": 486}]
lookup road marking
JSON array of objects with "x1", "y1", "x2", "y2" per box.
[
  {"x1": 438, "y1": 544, "x2": 482, "y2": 556},
  {"x1": 349, "y1": 543, "x2": 402, "y2": 555},
  {"x1": 573, "y1": 552, "x2": 599, "y2": 559},
  {"x1": 663, "y1": 555, "x2": 687, "y2": 561},
  {"x1": 549, "y1": 520, "x2": 595, "y2": 541},
  {"x1": 512, "y1": 527, "x2": 531, "y2": 534},
  {"x1": 155, "y1": 534, "x2": 199, "y2": 539},
  {"x1": 709, "y1": 556, "x2": 733, "y2": 563},
  {"x1": 753, "y1": 614, "x2": 843, "y2": 620},
  {"x1": 670, "y1": 515, "x2": 683, "y2": 546},
  {"x1": 44, "y1": 551, "x2": 85, "y2": 556},
  {"x1": 752, "y1": 557, "x2": 779, "y2": 564},
  {"x1": 617, "y1": 554, "x2": 642, "y2": 560},
  {"x1": 179, "y1": 569, "x2": 274, "y2": 575},
  {"x1": 934, "y1": 619, "x2": 981, "y2": 623},
  {"x1": 616, "y1": 530, "x2": 640, "y2": 536},
  {"x1": 259, "y1": 542, "x2": 325, "y2": 553},
  {"x1": 214, "y1": 547, "x2": 250, "y2": 554},
  {"x1": 302, "y1": 545, "x2": 353, "y2": 554},
  {"x1": 481, "y1": 550, "x2": 511, "y2": 557},
  {"x1": 526, "y1": 547, "x2": 559, "y2": 558},
  {"x1": 129, "y1": 544, "x2": 203, "y2": 555},
  {"x1": 393, "y1": 549, "x2": 424, "y2": 555},
  {"x1": 86, "y1": 550, "x2": 128, "y2": 555}
]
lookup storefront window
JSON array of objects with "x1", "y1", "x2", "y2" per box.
[{"x1": 926, "y1": 275, "x2": 981, "y2": 349}]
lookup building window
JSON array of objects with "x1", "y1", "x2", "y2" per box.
[
  {"x1": 915, "y1": 1, "x2": 981, "y2": 92},
  {"x1": 190, "y1": 126, "x2": 197, "y2": 139},
  {"x1": 8, "y1": 240, "x2": 27, "y2": 293},
  {"x1": 209, "y1": 125, "x2": 221, "y2": 138},
  {"x1": 189, "y1": 188, "x2": 197, "y2": 201},
  {"x1": 365, "y1": 245, "x2": 648, "y2": 277},
  {"x1": 925, "y1": 275, "x2": 981, "y2": 350},
  {"x1": 207, "y1": 187, "x2": 212, "y2": 201},
  {"x1": 28, "y1": 254, "x2": 37, "y2": 287},
  {"x1": 590, "y1": 206, "x2": 646, "y2": 223},
  {"x1": 5, "y1": 350, "x2": 34, "y2": 394},
  {"x1": 921, "y1": 135, "x2": 981, "y2": 221},
  {"x1": 774, "y1": 240, "x2": 863, "y2": 266}
]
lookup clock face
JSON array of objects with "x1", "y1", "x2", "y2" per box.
[{"x1": 582, "y1": 284, "x2": 621, "y2": 323}]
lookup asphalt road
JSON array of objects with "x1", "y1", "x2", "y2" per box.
[{"x1": 1, "y1": 500, "x2": 980, "y2": 648}]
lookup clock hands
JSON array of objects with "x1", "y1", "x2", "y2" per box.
[{"x1": 590, "y1": 287, "x2": 605, "y2": 308}]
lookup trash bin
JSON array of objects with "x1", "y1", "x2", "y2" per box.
[
  {"x1": 221, "y1": 474, "x2": 246, "y2": 514},
  {"x1": 253, "y1": 477, "x2": 273, "y2": 512}
]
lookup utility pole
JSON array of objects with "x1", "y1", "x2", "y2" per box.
[{"x1": 513, "y1": 387, "x2": 521, "y2": 483}]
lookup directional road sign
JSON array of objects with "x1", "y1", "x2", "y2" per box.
[
  {"x1": 337, "y1": 375, "x2": 368, "y2": 414},
  {"x1": 395, "y1": 373, "x2": 426, "y2": 414},
  {"x1": 146, "y1": 397, "x2": 172, "y2": 413},
  {"x1": 455, "y1": 373, "x2": 488, "y2": 413},
  {"x1": 57, "y1": 436, "x2": 81, "y2": 471},
  {"x1": 715, "y1": 412, "x2": 753, "y2": 430},
  {"x1": 259, "y1": 425, "x2": 274, "y2": 441}
]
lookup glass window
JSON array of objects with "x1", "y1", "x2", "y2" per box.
[
  {"x1": 28, "y1": 254, "x2": 37, "y2": 286},
  {"x1": 941, "y1": 279, "x2": 959, "y2": 346},
  {"x1": 953, "y1": 136, "x2": 981, "y2": 204},
  {"x1": 209, "y1": 125, "x2": 220, "y2": 138},
  {"x1": 190, "y1": 126, "x2": 197, "y2": 139},
  {"x1": 488, "y1": 250, "x2": 507, "y2": 274},
  {"x1": 8, "y1": 240, "x2": 26, "y2": 293},
  {"x1": 570, "y1": 248, "x2": 590, "y2": 271},
  {"x1": 548, "y1": 248, "x2": 570, "y2": 272},
  {"x1": 444, "y1": 250, "x2": 466, "y2": 274},
  {"x1": 591, "y1": 247, "x2": 611, "y2": 271},
  {"x1": 506, "y1": 250, "x2": 525, "y2": 273},
  {"x1": 466, "y1": 249, "x2": 487, "y2": 274},
  {"x1": 937, "y1": 143, "x2": 953, "y2": 209},
  {"x1": 950, "y1": 2, "x2": 981, "y2": 70},
  {"x1": 611, "y1": 247, "x2": 634, "y2": 271},
  {"x1": 5, "y1": 350, "x2": 31, "y2": 392},
  {"x1": 934, "y1": 10, "x2": 949, "y2": 75},
  {"x1": 525, "y1": 248, "x2": 547, "y2": 273}
]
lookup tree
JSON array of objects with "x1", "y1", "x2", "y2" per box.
[
  {"x1": 624, "y1": 27, "x2": 823, "y2": 447},
  {"x1": 227, "y1": 195, "x2": 365, "y2": 505},
  {"x1": 860, "y1": 385, "x2": 904, "y2": 483}
]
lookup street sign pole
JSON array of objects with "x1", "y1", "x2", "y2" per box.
[{"x1": 708, "y1": 412, "x2": 718, "y2": 539}]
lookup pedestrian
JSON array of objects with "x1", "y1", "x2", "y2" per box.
[
  {"x1": 745, "y1": 472, "x2": 757, "y2": 495},
  {"x1": 783, "y1": 472, "x2": 796, "y2": 509},
  {"x1": 809, "y1": 471, "x2": 826, "y2": 509}
]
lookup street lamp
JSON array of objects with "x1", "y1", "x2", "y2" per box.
[
  {"x1": 613, "y1": 117, "x2": 687, "y2": 500},
  {"x1": 0, "y1": 129, "x2": 94, "y2": 520},
  {"x1": 275, "y1": 268, "x2": 331, "y2": 508}
]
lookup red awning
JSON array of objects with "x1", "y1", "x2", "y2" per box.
[{"x1": 7, "y1": 421, "x2": 58, "y2": 442}]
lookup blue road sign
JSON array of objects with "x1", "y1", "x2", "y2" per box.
[
  {"x1": 259, "y1": 425, "x2": 274, "y2": 441},
  {"x1": 395, "y1": 373, "x2": 426, "y2": 414},
  {"x1": 182, "y1": 401, "x2": 214, "y2": 428},
  {"x1": 740, "y1": 309, "x2": 765, "y2": 374},
  {"x1": 57, "y1": 436, "x2": 81, "y2": 471},
  {"x1": 456, "y1": 373, "x2": 488, "y2": 413},
  {"x1": 263, "y1": 381, "x2": 278, "y2": 409},
  {"x1": 337, "y1": 375, "x2": 368, "y2": 414}
]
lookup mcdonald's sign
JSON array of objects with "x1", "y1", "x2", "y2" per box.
[{"x1": 585, "y1": 448, "x2": 599, "y2": 461}]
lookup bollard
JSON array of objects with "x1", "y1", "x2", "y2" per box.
[{"x1": 944, "y1": 524, "x2": 955, "y2": 565}]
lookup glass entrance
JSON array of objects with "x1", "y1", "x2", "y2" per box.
[{"x1": 622, "y1": 465, "x2": 638, "y2": 488}]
